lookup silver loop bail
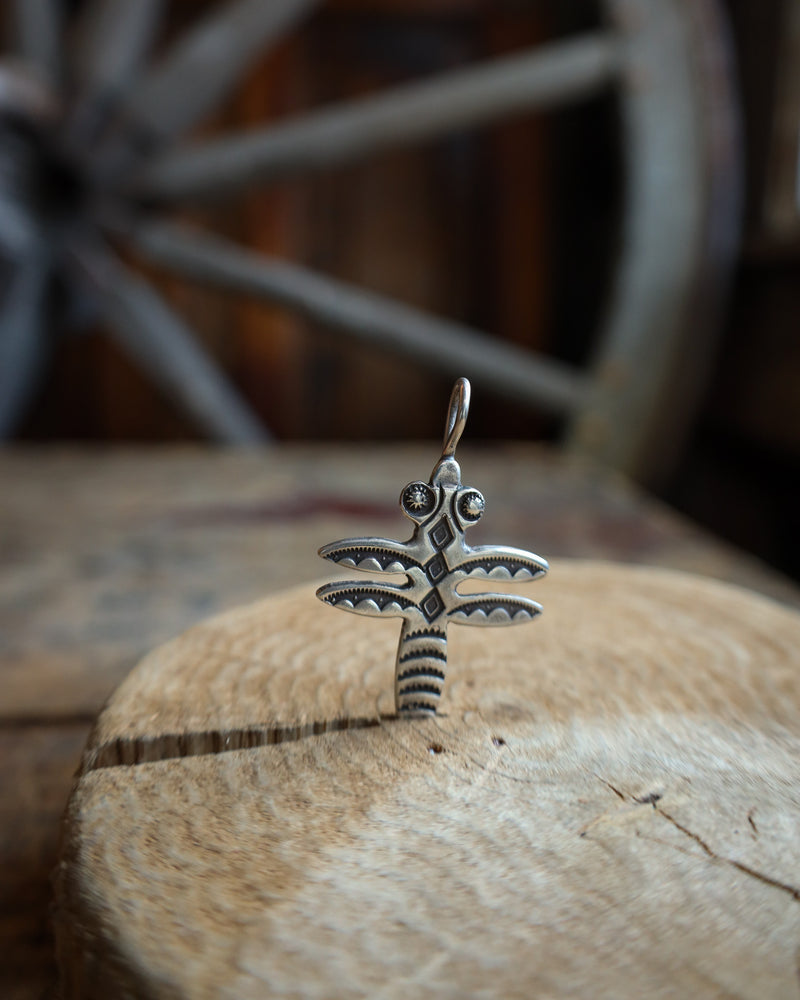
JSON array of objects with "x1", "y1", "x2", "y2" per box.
[{"x1": 441, "y1": 377, "x2": 470, "y2": 460}]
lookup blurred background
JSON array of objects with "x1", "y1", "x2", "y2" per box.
[
  {"x1": 1, "y1": 0, "x2": 798, "y2": 580},
  {"x1": 2, "y1": 8, "x2": 800, "y2": 992}
]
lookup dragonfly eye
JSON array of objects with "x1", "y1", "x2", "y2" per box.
[
  {"x1": 457, "y1": 488, "x2": 485, "y2": 525},
  {"x1": 400, "y1": 481, "x2": 435, "y2": 521}
]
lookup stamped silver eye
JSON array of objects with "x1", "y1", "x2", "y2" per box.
[
  {"x1": 458, "y1": 489, "x2": 485, "y2": 524},
  {"x1": 400, "y1": 481, "x2": 435, "y2": 520}
]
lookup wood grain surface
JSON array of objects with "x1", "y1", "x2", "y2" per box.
[{"x1": 55, "y1": 562, "x2": 800, "y2": 999}]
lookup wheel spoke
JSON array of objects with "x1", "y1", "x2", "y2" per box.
[
  {"x1": 127, "y1": 222, "x2": 587, "y2": 416},
  {"x1": 8, "y1": 0, "x2": 62, "y2": 83},
  {"x1": 114, "y1": 0, "x2": 318, "y2": 148},
  {"x1": 67, "y1": 0, "x2": 164, "y2": 141},
  {"x1": 138, "y1": 31, "x2": 620, "y2": 202},
  {"x1": 68, "y1": 237, "x2": 270, "y2": 444}
]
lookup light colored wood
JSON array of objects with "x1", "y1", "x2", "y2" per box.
[{"x1": 55, "y1": 561, "x2": 800, "y2": 998}]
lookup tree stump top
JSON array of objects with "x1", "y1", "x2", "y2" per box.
[{"x1": 55, "y1": 561, "x2": 800, "y2": 998}]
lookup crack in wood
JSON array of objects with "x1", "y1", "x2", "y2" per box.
[
  {"x1": 591, "y1": 776, "x2": 800, "y2": 906},
  {"x1": 593, "y1": 773, "x2": 628, "y2": 801},
  {"x1": 655, "y1": 806, "x2": 800, "y2": 904},
  {"x1": 81, "y1": 715, "x2": 396, "y2": 773},
  {"x1": 634, "y1": 791, "x2": 662, "y2": 806}
]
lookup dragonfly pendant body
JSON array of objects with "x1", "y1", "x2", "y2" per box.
[{"x1": 316, "y1": 379, "x2": 547, "y2": 716}]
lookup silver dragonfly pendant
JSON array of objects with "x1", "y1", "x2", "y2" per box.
[{"x1": 317, "y1": 377, "x2": 548, "y2": 716}]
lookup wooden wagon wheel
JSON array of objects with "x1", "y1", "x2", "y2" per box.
[{"x1": 0, "y1": 0, "x2": 739, "y2": 480}]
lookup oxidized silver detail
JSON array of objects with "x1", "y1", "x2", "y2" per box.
[{"x1": 316, "y1": 377, "x2": 548, "y2": 716}]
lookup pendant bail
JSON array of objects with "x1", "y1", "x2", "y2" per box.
[
  {"x1": 432, "y1": 377, "x2": 470, "y2": 486},
  {"x1": 441, "y1": 377, "x2": 470, "y2": 460}
]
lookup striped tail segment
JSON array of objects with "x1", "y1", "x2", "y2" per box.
[{"x1": 395, "y1": 622, "x2": 448, "y2": 716}]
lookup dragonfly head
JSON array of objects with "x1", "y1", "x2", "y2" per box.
[{"x1": 400, "y1": 477, "x2": 485, "y2": 532}]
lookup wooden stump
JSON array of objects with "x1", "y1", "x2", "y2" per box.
[{"x1": 55, "y1": 561, "x2": 800, "y2": 999}]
